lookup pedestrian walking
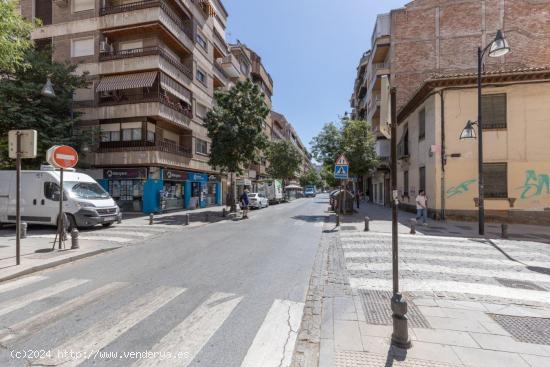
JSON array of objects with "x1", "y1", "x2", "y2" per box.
[
  {"x1": 240, "y1": 189, "x2": 250, "y2": 219},
  {"x1": 355, "y1": 190, "x2": 361, "y2": 209},
  {"x1": 416, "y1": 190, "x2": 428, "y2": 225}
]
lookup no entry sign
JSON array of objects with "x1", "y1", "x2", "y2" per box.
[{"x1": 46, "y1": 145, "x2": 79, "y2": 169}]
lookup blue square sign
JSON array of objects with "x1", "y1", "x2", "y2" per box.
[{"x1": 334, "y1": 164, "x2": 349, "y2": 179}]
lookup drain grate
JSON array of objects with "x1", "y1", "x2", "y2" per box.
[
  {"x1": 490, "y1": 314, "x2": 550, "y2": 345},
  {"x1": 495, "y1": 278, "x2": 548, "y2": 291},
  {"x1": 358, "y1": 290, "x2": 431, "y2": 328},
  {"x1": 340, "y1": 226, "x2": 357, "y2": 231}
]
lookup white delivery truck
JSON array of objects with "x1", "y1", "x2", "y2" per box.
[
  {"x1": 0, "y1": 166, "x2": 121, "y2": 229},
  {"x1": 263, "y1": 179, "x2": 284, "y2": 204}
]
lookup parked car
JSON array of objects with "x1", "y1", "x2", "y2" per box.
[{"x1": 248, "y1": 193, "x2": 269, "y2": 209}]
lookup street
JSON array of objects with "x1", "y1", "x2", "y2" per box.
[{"x1": 0, "y1": 197, "x2": 327, "y2": 367}]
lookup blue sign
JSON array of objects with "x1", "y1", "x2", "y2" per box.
[{"x1": 334, "y1": 165, "x2": 349, "y2": 180}]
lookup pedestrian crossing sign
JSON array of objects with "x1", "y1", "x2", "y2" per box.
[
  {"x1": 334, "y1": 164, "x2": 349, "y2": 180},
  {"x1": 336, "y1": 154, "x2": 349, "y2": 166}
]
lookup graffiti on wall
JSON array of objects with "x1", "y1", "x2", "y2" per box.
[
  {"x1": 447, "y1": 179, "x2": 477, "y2": 198},
  {"x1": 517, "y1": 170, "x2": 550, "y2": 200}
]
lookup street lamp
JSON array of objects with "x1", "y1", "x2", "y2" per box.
[{"x1": 461, "y1": 30, "x2": 510, "y2": 236}]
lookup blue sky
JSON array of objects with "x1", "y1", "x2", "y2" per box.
[{"x1": 223, "y1": 0, "x2": 408, "y2": 150}]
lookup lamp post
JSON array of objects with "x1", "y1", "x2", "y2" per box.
[{"x1": 460, "y1": 30, "x2": 509, "y2": 236}]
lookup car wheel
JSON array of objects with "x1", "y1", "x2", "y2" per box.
[{"x1": 102, "y1": 222, "x2": 113, "y2": 227}]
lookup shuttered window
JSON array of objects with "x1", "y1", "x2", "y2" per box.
[
  {"x1": 419, "y1": 167, "x2": 426, "y2": 192},
  {"x1": 481, "y1": 94, "x2": 507, "y2": 129},
  {"x1": 73, "y1": 0, "x2": 94, "y2": 12},
  {"x1": 71, "y1": 37, "x2": 94, "y2": 57},
  {"x1": 483, "y1": 163, "x2": 508, "y2": 198},
  {"x1": 418, "y1": 108, "x2": 425, "y2": 141},
  {"x1": 196, "y1": 139, "x2": 208, "y2": 155}
]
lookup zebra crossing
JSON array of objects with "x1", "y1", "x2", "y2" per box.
[
  {"x1": 0, "y1": 276, "x2": 304, "y2": 367},
  {"x1": 340, "y1": 231, "x2": 550, "y2": 304}
]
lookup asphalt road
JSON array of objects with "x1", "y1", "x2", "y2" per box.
[{"x1": 0, "y1": 195, "x2": 329, "y2": 367}]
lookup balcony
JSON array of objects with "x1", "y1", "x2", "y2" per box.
[
  {"x1": 98, "y1": 138, "x2": 192, "y2": 158},
  {"x1": 99, "y1": 0, "x2": 194, "y2": 50},
  {"x1": 99, "y1": 46, "x2": 193, "y2": 79},
  {"x1": 371, "y1": 13, "x2": 391, "y2": 62},
  {"x1": 220, "y1": 54, "x2": 240, "y2": 78},
  {"x1": 213, "y1": 61, "x2": 228, "y2": 89},
  {"x1": 367, "y1": 93, "x2": 381, "y2": 118},
  {"x1": 98, "y1": 92, "x2": 192, "y2": 119}
]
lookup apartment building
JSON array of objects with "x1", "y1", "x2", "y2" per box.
[
  {"x1": 22, "y1": 0, "x2": 230, "y2": 213},
  {"x1": 351, "y1": 0, "x2": 550, "y2": 222}
]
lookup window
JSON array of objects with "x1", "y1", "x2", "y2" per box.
[
  {"x1": 419, "y1": 166, "x2": 426, "y2": 192},
  {"x1": 196, "y1": 139, "x2": 208, "y2": 155},
  {"x1": 122, "y1": 128, "x2": 142, "y2": 141},
  {"x1": 196, "y1": 33, "x2": 207, "y2": 50},
  {"x1": 44, "y1": 182, "x2": 65, "y2": 201},
  {"x1": 196, "y1": 69, "x2": 207, "y2": 85},
  {"x1": 119, "y1": 40, "x2": 143, "y2": 51},
  {"x1": 481, "y1": 94, "x2": 507, "y2": 129},
  {"x1": 397, "y1": 126, "x2": 409, "y2": 159},
  {"x1": 418, "y1": 108, "x2": 425, "y2": 141},
  {"x1": 483, "y1": 163, "x2": 508, "y2": 198},
  {"x1": 196, "y1": 103, "x2": 207, "y2": 119},
  {"x1": 71, "y1": 37, "x2": 94, "y2": 57},
  {"x1": 147, "y1": 130, "x2": 155, "y2": 143},
  {"x1": 403, "y1": 171, "x2": 409, "y2": 197},
  {"x1": 73, "y1": 0, "x2": 94, "y2": 12},
  {"x1": 101, "y1": 131, "x2": 120, "y2": 142}
]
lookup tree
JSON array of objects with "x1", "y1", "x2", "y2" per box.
[
  {"x1": 341, "y1": 119, "x2": 378, "y2": 178},
  {"x1": 205, "y1": 80, "x2": 269, "y2": 210},
  {"x1": 310, "y1": 122, "x2": 341, "y2": 168},
  {"x1": 0, "y1": 48, "x2": 90, "y2": 169},
  {"x1": 266, "y1": 139, "x2": 302, "y2": 183},
  {"x1": 299, "y1": 167, "x2": 321, "y2": 187},
  {"x1": 0, "y1": 0, "x2": 34, "y2": 74}
]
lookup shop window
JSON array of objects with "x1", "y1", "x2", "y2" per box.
[
  {"x1": 196, "y1": 139, "x2": 208, "y2": 155},
  {"x1": 419, "y1": 166, "x2": 426, "y2": 192},
  {"x1": 483, "y1": 163, "x2": 508, "y2": 198},
  {"x1": 418, "y1": 108, "x2": 425, "y2": 141},
  {"x1": 122, "y1": 128, "x2": 142, "y2": 141},
  {"x1": 403, "y1": 171, "x2": 409, "y2": 197},
  {"x1": 482, "y1": 94, "x2": 507, "y2": 129},
  {"x1": 71, "y1": 37, "x2": 94, "y2": 57}
]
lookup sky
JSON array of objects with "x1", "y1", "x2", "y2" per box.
[{"x1": 223, "y1": 0, "x2": 409, "y2": 151}]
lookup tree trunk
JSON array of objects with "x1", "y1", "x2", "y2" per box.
[{"x1": 230, "y1": 172, "x2": 237, "y2": 212}]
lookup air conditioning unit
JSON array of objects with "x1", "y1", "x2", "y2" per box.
[{"x1": 53, "y1": 0, "x2": 68, "y2": 7}]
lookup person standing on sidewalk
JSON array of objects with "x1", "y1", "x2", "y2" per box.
[
  {"x1": 416, "y1": 190, "x2": 428, "y2": 225},
  {"x1": 240, "y1": 189, "x2": 250, "y2": 219},
  {"x1": 355, "y1": 190, "x2": 361, "y2": 209}
]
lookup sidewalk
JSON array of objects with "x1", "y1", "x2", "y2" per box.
[
  {"x1": 311, "y1": 203, "x2": 550, "y2": 367},
  {"x1": 0, "y1": 205, "x2": 230, "y2": 282}
]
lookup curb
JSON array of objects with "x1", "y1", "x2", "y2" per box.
[{"x1": 0, "y1": 247, "x2": 121, "y2": 284}]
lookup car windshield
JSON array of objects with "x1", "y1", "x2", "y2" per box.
[{"x1": 66, "y1": 181, "x2": 111, "y2": 200}]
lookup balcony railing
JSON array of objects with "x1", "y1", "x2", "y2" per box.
[
  {"x1": 98, "y1": 138, "x2": 192, "y2": 157},
  {"x1": 98, "y1": 91, "x2": 193, "y2": 119},
  {"x1": 99, "y1": 46, "x2": 193, "y2": 79},
  {"x1": 100, "y1": 0, "x2": 194, "y2": 42}
]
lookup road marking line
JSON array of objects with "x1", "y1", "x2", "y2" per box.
[
  {"x1": 0, "y1": 282, "x2": 127, "y2": 343},
  {"x1": 349, "y1": 278, "x2": 550, "y2": 304},
  {"x1": 0, "y1": 278, "x2": 89, "y2": 317},
  {"x1": 345, "y1": 252, "x2": 523, "y2": 267},
  {"x1": 132, "y1": 292, "x2": 242, "y2": 367},
  {"x1": 27, "y1": 234, "x2": 132, "y2": 243},
  {"x1": 342, "y1": 246, "x2": 546, "y2": 259},
  {"x1": 84, "y1": 231, "x2": 152, "y2": 238},
  {"x1": 33, "y1": 286, "x2": 185, "y2": 367},
  {"x1": 0, "y1": 275, "x2": 47, "y2": 295},
  {"x1": 240, "y1": 299, "x2": 304, "y2": 367}
]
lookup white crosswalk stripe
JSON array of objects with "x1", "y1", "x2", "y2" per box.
[
  {"x1": 0, "y1": 278, "x2": 89, "y2": 317},
  {"x1": 0, "y1": 275, "x2": 47, "y2": 295},
  {"x1": 133, "y1": 292, "x2": 242, "y2": 367},
  {"x1": 241, "y1": 299, "x2": 304, "y2": 367},
  {"x1": 33, "y1": 286, "x2": 186, "y2": 367},
  {"x1": 0, "y1": 282, "x2": 127, "y2": 344}
]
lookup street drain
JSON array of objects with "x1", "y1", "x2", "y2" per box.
[
  {"x1": 358, "y1": 290, "x2": 431, "y2": 328},
  {"x1": 490, "y1": 314, "x2": 550, "y2": 345},
  {"x1": 495, "y1": 278, "x2": 548, "y2": 291}
]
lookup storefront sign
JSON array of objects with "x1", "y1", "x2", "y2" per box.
[
  {"x1": 187, "y1": 172, "x2": 208, "y2": 182},
  {"x1": 164, "y1": 169, "x2": 187, "y2": 181},
  {"x1": 236, "y1": 179, "x2": 252, "y2": 186},
  {"x1": 104, "y1": 168, "x2": 147, "y2": 180},
  {"x1": 208, "y1": 175, "x2": 219, "y2": 182}
]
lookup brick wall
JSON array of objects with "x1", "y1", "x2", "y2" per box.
[{"x1": 390, "y1": 0, "x2": 550, "y2": 110}]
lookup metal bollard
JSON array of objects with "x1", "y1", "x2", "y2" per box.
[
  {"x1": 410, "y1": 218, "x2": 417, "y2": 235},
  {"x1": 184, "y1": 213, "x2": 190, "y2": 226},
  {"x1": 501, "y1": 223, "x2": 508, "y2": 239},
  {"x1": 20, "y1": 222, "x2": 27, "y2": 239},
  {"x1": 70, "y1": 229, "x2": 79, "y2": 249},
  {"x1": 364, "y1": 216, "x2": 370, "y2": 232},
  {"x1": 149, "y1": 213, "x2": 154, "y2": 225},
  {"x1": 336, "y1": 213, "x2": 340, "y2": 226}
]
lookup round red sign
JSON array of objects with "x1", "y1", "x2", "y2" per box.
[{"x1": 47, "y1": 145, "x2": 78, "y2": 169}]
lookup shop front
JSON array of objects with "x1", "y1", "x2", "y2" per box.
[
  {"x1": 162, "y1": 169, "x2": 186, "y2": 210},
  {"x1": 99, "y1": 168, "x2": 148, "y2": 212},
  {"x1": 183, "y1": 172, "x2": 222, "y2": 209}
]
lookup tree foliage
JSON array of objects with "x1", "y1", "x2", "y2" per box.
[
  {"x1": 0, "y1": 48, "x2": 90, "y2": 169},
  {"x1": 299, "y1": 167, "x2": 322, "y2": 187},
  {"x1": 266, "y1": 139, "x2": 302, "y2": 181},
  {"x1": 310, "y1": 122, "x2": 341, "y2": 167},
  {"x1": 0, "y1": 0, "x2": 34, "y2": 74},
  {"x1": 205, "y1": 80, "x2": 269, "y2": 174}
]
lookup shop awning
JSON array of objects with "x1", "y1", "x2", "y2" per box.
[
  {"x1": 285, "y1": 185, "x2": 302, "y2": 190},
  {"x1": 160, "y1": 73, "x2": 191, "y2": 104},
  {"x1": 96, "y1": 71, "x2": 158, "y2": 92}
]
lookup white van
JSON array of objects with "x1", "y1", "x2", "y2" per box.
[{"x1": 0, "y1": 167, "x2": 121, "y2": 229}]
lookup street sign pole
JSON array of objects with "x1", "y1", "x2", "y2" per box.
[
  {"x1": 15, "y1": 132, "x2": 22, "y2": 265},
  {"x1": 57, "y1": 168, "x2": 64, "y2": 249}
]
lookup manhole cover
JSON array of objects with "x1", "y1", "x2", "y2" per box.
[
  {"x1": 359, "y1": 290, "x2": 431, "y2": 328},
  {"x1": 495, "y1": 278, "x2": 547, "y2": 291},
  {"x1": 340, "y1": 226, "x2": 357, "y2": 231},
  {"x1": 490, "y1": 314, "x2": 550, "y2": 345}
]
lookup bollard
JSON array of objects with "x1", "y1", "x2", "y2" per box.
[
  {"x1": 364, "y1": 216, "x2": 370, "y2": 232},
  {"x1": 222, "y1": 208, "x2": 227, "y2": 217},
  {"x1": 501, "y1": 223, "x2": 508, "y2": 239},
  {"x1": 410, "y1": 218, "x2": 417, "y2": 235},
  {"x1": 149, "y1": 213, "x2": 154, "y2": 225},
  {"x1": 336, "y1": 213, "x2": 340, "y2": 227},
  {"x1": 20, "y1": 222, "x2": 27, "y2": 239},
  {"x1": 117, "y1": 215, "x2": 122, "y2": 224},
  {"x1": 184, "y1": 213, "x2": 190, "y2": 226},
  {"x1": 70, "y1": 229, "x2": 79, "y2": 249}
]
